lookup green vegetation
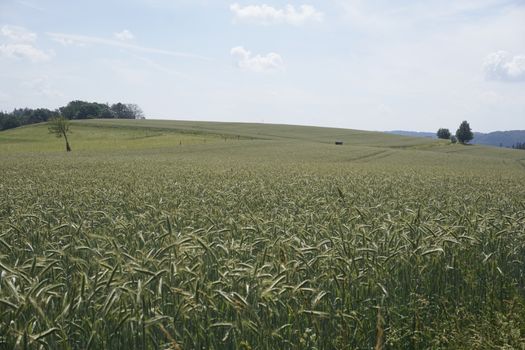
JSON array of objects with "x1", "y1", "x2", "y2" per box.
[
  {"x1": 456, "y1": 121, "x2": 474, "y2": 144},
  {"x1": 436, "y1": 128, "x2": 451, "y2": 140},
  {"x1": 59, "y1": 101, "x2": 144, "y2": 120},
  {"x1": 0, "y1": 101, "x2": 144, "y2": 132},
  {"x1": 48, "y1": 116, "x2": 72, "y2": 152},
  {"x1": 1, "y1": 120, "x2": 524, "y2": 349}
]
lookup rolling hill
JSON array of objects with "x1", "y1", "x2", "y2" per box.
[
  {"x1": 2, "y1": 119, "x2": 522, "y2": 164},
  {"x1": 1, "y1": 119, "x2": 525, "y2": 349}
]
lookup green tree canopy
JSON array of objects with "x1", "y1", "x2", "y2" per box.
[
  {"x1": 59, "y1": 101, "x2": 114, "y2": 120},
  {"x1": 456, "y1": 121, "x2": 474, "y2": 144},
  {"x1": 437, "y1": 128, "x2": 451, "y2": 139},
  {"x1": 110, "y1": 103, "x2": 144, "y2": 119},
  {"x1": 1, "y1": 101, "x2": 145, "y2": 132},
  {"x1": 0, "y1": 113, "x2": 21, "y2": 131}
]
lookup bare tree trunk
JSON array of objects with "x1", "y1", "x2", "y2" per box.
[{"x1": 63, "y1": 132, "x2": 71, "y2": 152}]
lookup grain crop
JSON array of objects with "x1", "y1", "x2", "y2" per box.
[{"x1": 1, "y1": 120, "x2": 524, "y2": 349}]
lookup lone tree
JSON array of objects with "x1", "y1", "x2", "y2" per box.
[
  {"x1": 456, "y1": 120, "x2": 473, "y2": 144},
  {"x1": 48, "y1": 116, "x2": 72, "y2": 152},
  {"x1": 437, "y1": 128, "x2": 451, "y2": 139}
]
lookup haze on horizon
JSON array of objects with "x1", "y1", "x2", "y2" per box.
[{"x1": 0, "y1": 0, "x2": 524, "y2": 133}]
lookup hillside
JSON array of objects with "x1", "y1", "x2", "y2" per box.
[
  {"x1": 473, "y1": 130, "x2": 525, "y2": 147},
  {"x1": 2, "y1": 119, "x2": 522, "y2": 164},
  {"x1": 1, "y1": 119, "x2": 524, "y2": 174},
  {"x1": 1, "y1": 120, "x2": 525, "y2": 349}
]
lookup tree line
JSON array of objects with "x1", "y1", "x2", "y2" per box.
[
  {"x1": 437, "y1": 120, "x2": 473, "y2": 144},
  {"x1": 512, "y1": 142, "x2": 525, "y2": 150},
  {"x1": 0, "y1": 101, "x2": 144, "y2": 131}
]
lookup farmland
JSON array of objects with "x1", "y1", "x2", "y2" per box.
[{"x1": 1, "y1": 120, "x2": 525, "y2": 349}]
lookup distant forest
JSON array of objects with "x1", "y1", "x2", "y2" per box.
[
  {"x1": 512, "y1": 142, "x2": 525, "y2": 150},
  {"x1": 0, "y1": 101, "x2": 145, "y2": 131}
]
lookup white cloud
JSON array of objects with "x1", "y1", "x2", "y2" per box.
[
  {"x1": 1, "y1": 25, "x2": 37, "y2": 42},
  {"x1": 52, "y1": 36, "x2": 86, "y2": 47},
  {"x1": 0, "y1": 25, "x2": 52, "y2": 62},
  {"x1": 484, "y1": 51, "x2": 525, "y2": 82},
  {"x1": 231, "y1": 46, "x2": 284, "y2": 72},
  {"x1": 230, "y1": 3, "x2": 323, "y2": 25},
  {"x1": 114, "y1": 29, "x2": 134, "y2": 41},
  {"x1": 0, "y1": 43, "x2": 52, "y2": 62},
  {"x1": 47, "y1": 32, "x2": 210, "y2": 60}
]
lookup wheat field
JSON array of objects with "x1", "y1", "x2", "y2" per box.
[{"x1": 1, "y1": 120, "x2": 524, "y2": 349}]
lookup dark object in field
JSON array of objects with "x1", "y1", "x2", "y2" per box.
[{"x1": 335, "y1": 141, "x2": 343, "y2": 145}]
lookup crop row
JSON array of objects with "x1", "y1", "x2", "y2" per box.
[{"x1": 1, "y1": 154, "x2": 525, "y2": 349}]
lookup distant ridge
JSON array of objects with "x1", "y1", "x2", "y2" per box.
[{"x1": 386, "y1": 130, "x2": 525, "y2": 148}]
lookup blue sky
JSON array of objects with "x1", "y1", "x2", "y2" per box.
[{"x1": 0, "y1": 0, "x2": 524, "y2": 132}]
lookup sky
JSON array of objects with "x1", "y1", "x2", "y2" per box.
[{"x1": 0, "y1": 0, "x2": 524, "y2": 132}]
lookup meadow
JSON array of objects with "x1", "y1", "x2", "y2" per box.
[{"x1": 1, "y1": 120, "x2": 525, "y2": 349}]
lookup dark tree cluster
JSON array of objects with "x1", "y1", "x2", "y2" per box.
[
  {"x1": 436, "y1": 121, "x2": 474, "y2": 144},
  {"x1": 437, "y1": 128, "x2": 451, "y2": 139},
  {"x1": 0, "y1": 108, "x2": 59, "y2": 131},
  {"x1": 59, "y1": 101, "x2": 144, "y2": 120},
  {"x1": 512, "y1": 142, "x2": 525, "y2": 150},
  {"x1": 1, "y1": 100, "x2": 145, "y2": 131}
]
